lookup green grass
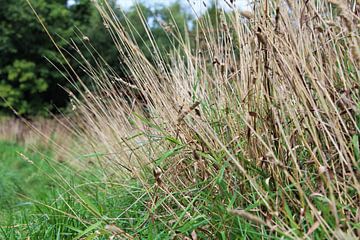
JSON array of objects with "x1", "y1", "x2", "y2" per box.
[
  {"x1": 0, "y1": 141, "x2": 83, "y2": 239},
  {"x1": 0, "y1": 115, "x2": 358, "y2": 239},
  {"x1": 1, "y1": 0, "x2": 359, "y2": 239},
  {"x1": 0, "y1": 141, "x2": 272, "y2": 239},
  {"x1": 0, "y1": 141, "x2": 61, "y2": 237},
  {"x1": 0, "y1": 141, "x2": 150, "y2": 239},
  {"x1": 0, "y1": 142, "x2": 54, "y2": 219}
]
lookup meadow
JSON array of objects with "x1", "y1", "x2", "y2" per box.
[{"x1": 0, "y1": 0, "x2": 359, "y2": 239}]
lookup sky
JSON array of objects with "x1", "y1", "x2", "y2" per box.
[
  {"x1": 119, "y1": 0, "x2": 251, "y2": 12},
  {"x1": 68, "y1": 0, "x2": 251, "y2": 13}
]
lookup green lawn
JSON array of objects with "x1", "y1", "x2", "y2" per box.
[
  {"x1": 0, "y1": 141, "x2": 69, "y2": 239},
  {"x1": 0, "y1": 140, "x2": 292, "y2": 239},
  {"x1": 2, "y1": 136, "x2": 355, "y2": 239},
  {"x1": 0, "y1": 141, "x2": 143, "y2": 239},
  {"x1": 0, "y1": 142, "x2": 54, "y2": 219}
]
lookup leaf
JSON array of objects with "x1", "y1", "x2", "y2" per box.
[
  {"x1": 85, "y1": 232, "x2": 100, "y2": 240},
  {"x1": 283, "y1": 201, "x2": 299, "y2": 231},
  {"x1": 165, "y1": 136, "x2": 182, "y2": 145},
  {"x1": 15, "y1": 201, "x2": 33, "y2": 207},
  {"x1": 173, "y1": 195, "x2": 200, "y2": 229},
  {"x1": 352, "y1": 135, "x2": 359, "y2": 161},
  {"x1": 216, "y1": 165, "x2": 226, "y2": 185},
  {"x1": 177, "y1": 215, "x2": 208, "y2": 233},
  {"x1": 155, "y1": 145, "x2": 184, "y2": 165},
  {"x1": 76, "y1": 192, "x2": 101, "y2": 218},
  {"x1": 74, "y1": 221, "x2": 102, "y2": 240}
]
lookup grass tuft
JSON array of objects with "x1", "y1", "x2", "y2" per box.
[{"x1": 3, "y1": 0, "x2": 360, "y2": 239}]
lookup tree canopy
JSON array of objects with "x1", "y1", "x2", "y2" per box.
[
  {"x1": 0, "y1": 0, "x2": 91, "y2": 115},
  {"x1": 0, "y1": 0, "x2": 196, "y2": 116}
]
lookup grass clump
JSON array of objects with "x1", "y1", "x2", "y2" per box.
[{"x1": 4, "y1": 0, "x2": 359, "y2": 239}]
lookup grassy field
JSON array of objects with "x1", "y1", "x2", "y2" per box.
[
  {"x1": 1, "y1": 0, "x2": 360, "y2": 239},
  {"x1": 0, "y1": 141, "x2": 48, "y2": 236},
  {"x1": 0, "y1": 140, "x2": 287, "y2": 239},
  {"x1": 0, "y1": 142, "x2": 53, "y2": 218},
  {"x1": 0, "y1": 141, "x2": 101, "y2": 239}
]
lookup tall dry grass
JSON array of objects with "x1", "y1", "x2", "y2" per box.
[
  {"x1": 30, "y1": 0, "x2": 360, "y2": 238},
  {"x1": 0, "y1": 116, "x2": 84, "y2": 165}
]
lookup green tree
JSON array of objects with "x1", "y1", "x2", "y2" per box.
[
  {"x1": 0, "y1": 0, "x2": 92, "y2": 115},
  {"x1": 122, "y1": 2, "x2": 193, "y2": 61},
  {"x1": 0, "y1": 1, "x2": 194, "y2": 115}
]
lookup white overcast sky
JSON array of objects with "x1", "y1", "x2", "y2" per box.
[
  {"x1": 119, "y1": 0, "x2": 251, "y2": 11},
  {"x1": 68, "y1": 1, "x2": 251, "y2": 12}
]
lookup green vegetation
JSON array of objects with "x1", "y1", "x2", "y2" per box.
[
  {"x1": 0, "y1": 142, "x2": 52, "y2": 207},
  {"x1": 0, "y1": 0, "x2": 193, "y2": 116},
  {"x1": 1, "y1": 0, "x2": 360, "y2": 239},
  {"x1": 1, "y1": 140, "x2": 283, "y2": 239},
  {"x1": 0, "y1": 0, "x2": 89, "y2": 115},
  {"x1": 0, "y1": 141, "x2": 54, "y2": 233}
]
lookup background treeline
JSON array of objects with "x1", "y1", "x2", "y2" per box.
[{"x1": 0, "y1": 0, "x2": 197, "y2": 116}]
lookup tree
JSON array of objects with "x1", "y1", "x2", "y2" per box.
[
  {"x1": 0, "y1": 1, "x2": 194, "y2": 115},
  {"x1": 121, "y1": 2, "x2": 193, "y2": 61},
  {"x1": 0, "y1": 0, "x2": 92, "y2": 115}
]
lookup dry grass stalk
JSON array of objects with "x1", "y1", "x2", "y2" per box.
[
  {"x1": 37, "y1": 0, "x2": 360, "y2": 238},
  {"x1": 228, "y1": 209, "x2": 267, "y2": 226},
  {"x1": 105, "y1": 224, "x2": 133, "y2": 239}
]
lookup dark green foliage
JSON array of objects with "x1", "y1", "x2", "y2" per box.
[
  {"x1": 0, "y1": 0, "x2": 97, "y2": 115},
  {"x1": 1, "y1": 1, "x2": 70, "y2": 115},
  {"x1": 0, "y1": 1, "x2": 194, "y2": 116}
]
